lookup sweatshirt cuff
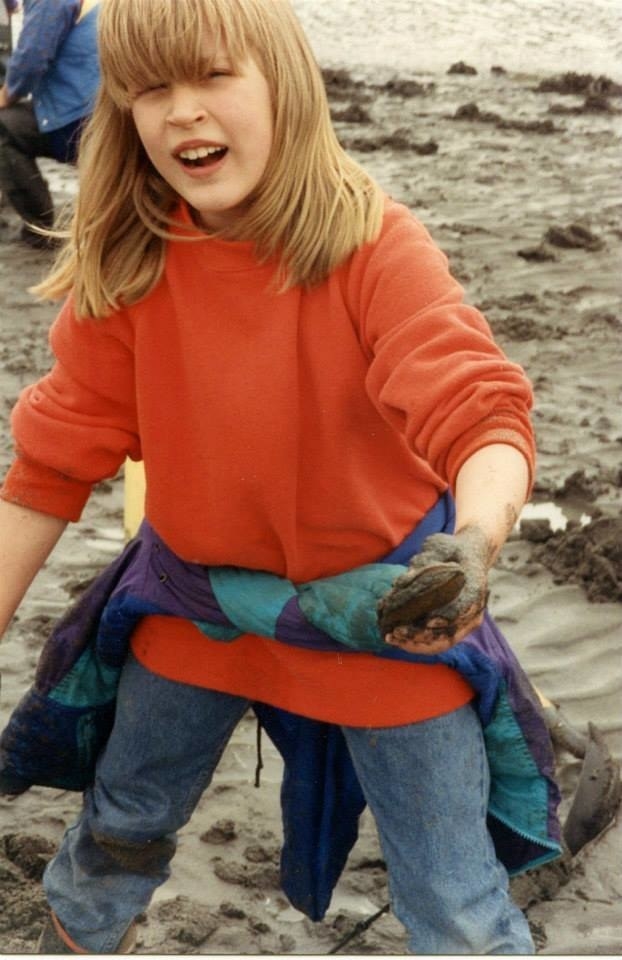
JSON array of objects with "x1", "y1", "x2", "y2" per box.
[{"x1": 0, "y1": 457, "x2": 92, "y2": 522}]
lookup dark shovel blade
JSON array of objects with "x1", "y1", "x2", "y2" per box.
[{"x1": 563, "y1": 722, "x2": 622, "y2": 856}]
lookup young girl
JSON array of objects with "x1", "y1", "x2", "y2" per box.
[{"x1": 0, "y1": 0, "x2": 561, "y2": 953}]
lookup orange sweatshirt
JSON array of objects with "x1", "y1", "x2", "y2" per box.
[{"x1": 1, "y1": 199, "x2": 535, "y2": 725}]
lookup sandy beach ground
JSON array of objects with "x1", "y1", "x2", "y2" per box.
[{"x1": 0, "y1": 60, "x2": 621, "y2": 955}]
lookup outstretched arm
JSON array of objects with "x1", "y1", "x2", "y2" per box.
[
  {"x1": 0, "y1": 499, "x2": 67, "y2": 640},
  {"x1": 453, "y1": 441, "x2": 529, "y2": 563},
  {"x1": 381, "y1": 443, "x2": 530, "y2": 654}
]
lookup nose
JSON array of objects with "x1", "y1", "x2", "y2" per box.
[{"x1": 165, "y1": 84, "x2": 207, "y2": 127}]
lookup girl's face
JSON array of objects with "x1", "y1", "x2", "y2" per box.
[{"x1": 130, "y1": 44, "x2": 273, "y2": 231}]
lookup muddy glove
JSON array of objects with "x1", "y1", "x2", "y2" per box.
[{"x1": 377, "y1": 526, "x2": 491, "y2": 654}]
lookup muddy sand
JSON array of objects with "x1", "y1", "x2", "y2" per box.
[{"x1": 0, "y1": 63, "x2": 621, "y2": 954}]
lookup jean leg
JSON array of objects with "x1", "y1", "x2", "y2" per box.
[
  {"x1": 43, "y1": 654, "x2": 250, "y2": 953},
  {"x1": 0, "y1": 100, "x2": 55, "y2": 226},
  {"x1": 342, "y1": 704, "x2": 534, "y2": 955}
]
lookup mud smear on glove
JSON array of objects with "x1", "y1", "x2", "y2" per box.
[{"x1": 376, "y1": 562, "x2": 465, "y2": 635}]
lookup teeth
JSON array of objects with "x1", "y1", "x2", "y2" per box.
[{"x1": 178, "y1": 145, "x2": 224, "y2": 160}]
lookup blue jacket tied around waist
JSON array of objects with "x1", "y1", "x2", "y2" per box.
[{"x1": 0, "y1": 496, "x2": 562, "y2": 921}]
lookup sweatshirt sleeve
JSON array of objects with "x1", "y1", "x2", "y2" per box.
[
  {"x1": 347, "y1": 203, "x2": 535, "y2": 490},
  {"x1": 0, "y1": 294, "x2": 141, "y2": 521}
]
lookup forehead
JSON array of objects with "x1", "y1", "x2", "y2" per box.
[{"x1": 100, "y1": 0, "x2": 252, "y2": 104}]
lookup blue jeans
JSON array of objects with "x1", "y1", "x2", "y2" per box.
[{"x1": 43, "y1": 655, "x2": 534, "y2": 954}]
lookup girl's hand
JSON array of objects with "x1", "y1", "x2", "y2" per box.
[{"x1": 377, "y1": 526, "x2": 491, "y2": 655}]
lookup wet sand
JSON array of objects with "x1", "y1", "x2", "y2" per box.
[{"x1": 0, "y1": 63, "x2": 621, "y2": 954}]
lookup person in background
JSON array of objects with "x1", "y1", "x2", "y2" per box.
[
  {"x1": 0, "y1": 0, "x2": 100, "y2": 247},
  {"x1": 1, "y1": 1, "x2": 19, "y2": 20},
  {"x1": 0, "y1": 1, "x2": 18, "y2": 84}
]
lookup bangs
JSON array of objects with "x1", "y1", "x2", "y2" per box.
[{"x1": 98, "y1": 0, "x2": 253, "y2": 107}]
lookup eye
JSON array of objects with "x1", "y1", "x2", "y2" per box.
[
  {"x1": 201, "y1": 62, "x2": 233, "y2": 81},
  {"x1": 131, "y1": 82, "x2": 168, "y2": 99}
]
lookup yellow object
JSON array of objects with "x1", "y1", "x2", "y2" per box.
[{"x1": 123, "y1": 459, "x2": 146, "y2": 539}]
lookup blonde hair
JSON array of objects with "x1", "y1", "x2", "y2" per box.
[{"x1": 35, "y1": 0, "x2": 385, "y2": 318}]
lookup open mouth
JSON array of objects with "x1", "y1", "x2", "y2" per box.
[{"x1": 177, "y1": 146, "x2": 228, "y2": 168}]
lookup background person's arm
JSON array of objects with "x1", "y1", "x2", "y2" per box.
[{"x1": 3, "y1": 0, "x2": 78, "y2": 103}]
